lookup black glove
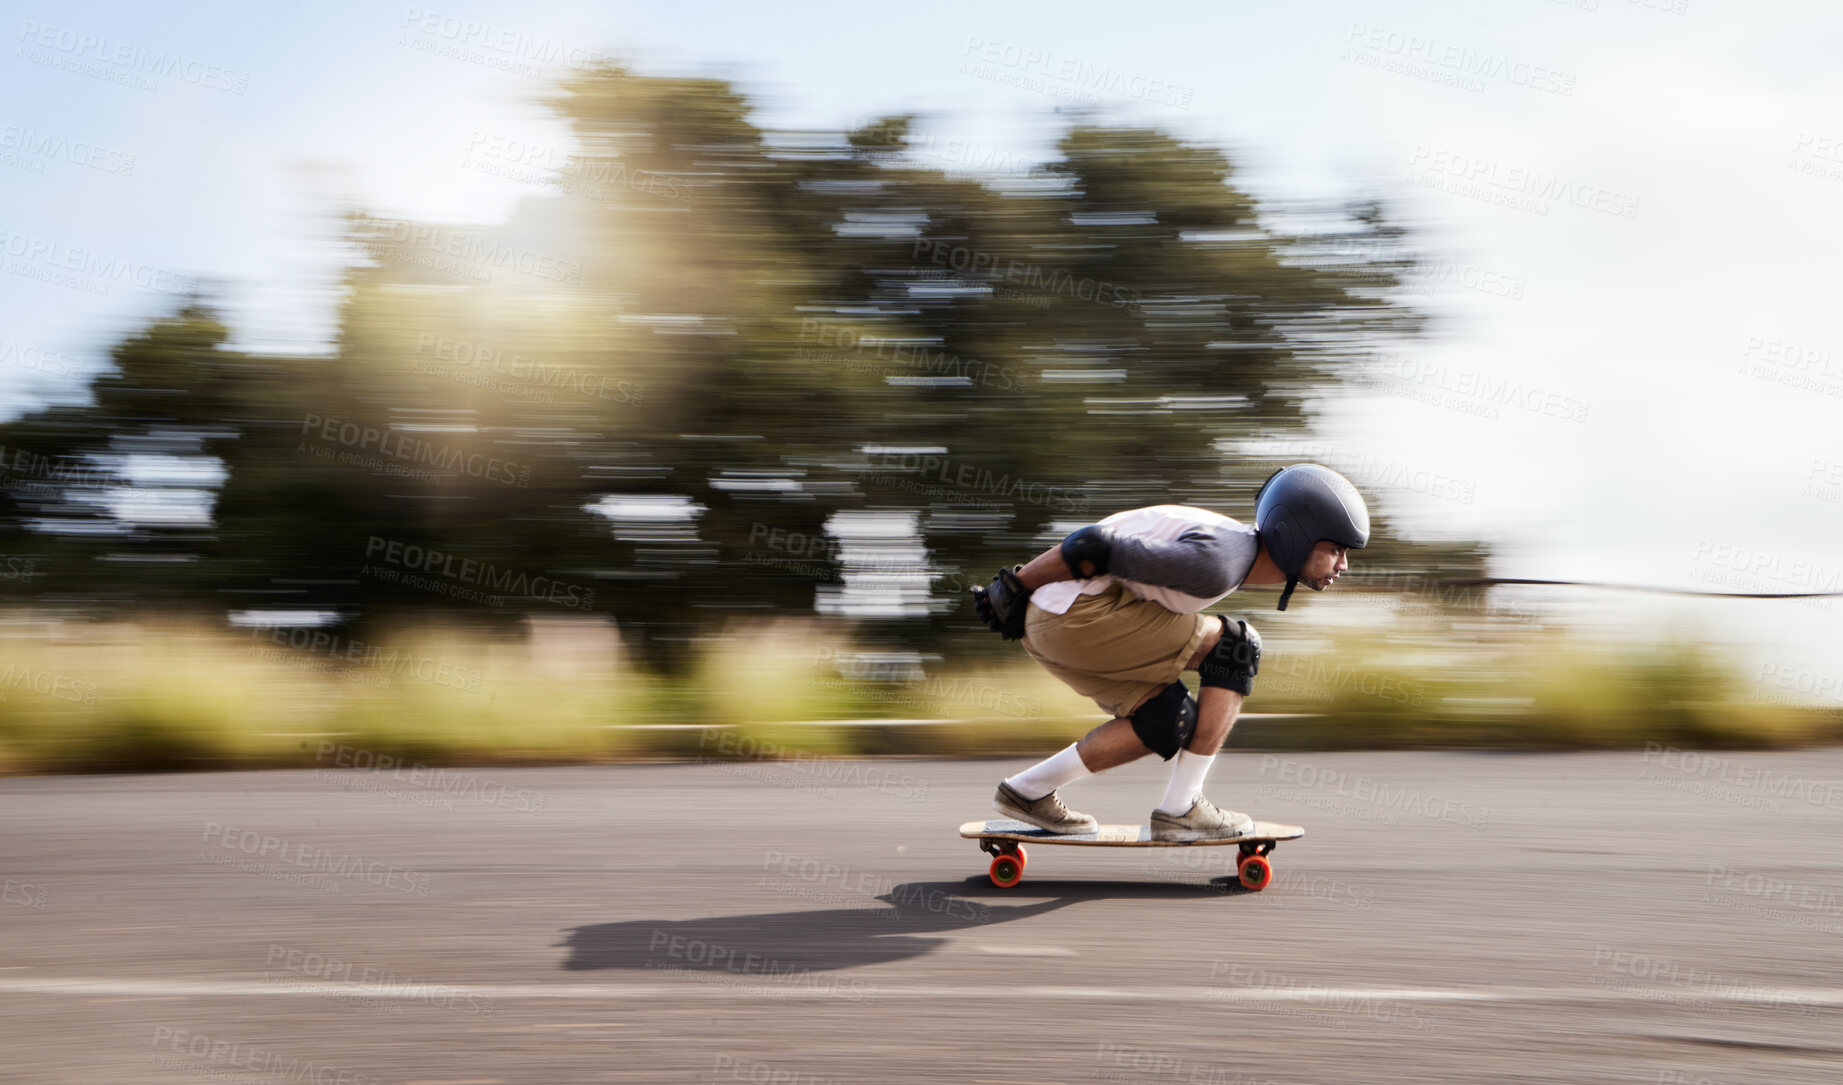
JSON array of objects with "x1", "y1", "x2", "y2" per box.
[{"x1": 971, "y1": 566, "x2": 1032, "y2": 640}]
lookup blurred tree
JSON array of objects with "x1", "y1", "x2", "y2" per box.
[
  {"x1": 0, "y1": 304, "x2": 255, "y2": 611},
  {"x1": 0, "y1": 64, "x2": 1485, "y2": 669}
]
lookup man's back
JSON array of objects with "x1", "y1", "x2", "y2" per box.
[{"x1": 1029, "y1": 504, "x2": 1260, "y2": 616}]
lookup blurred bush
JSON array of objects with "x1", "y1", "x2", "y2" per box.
[{"x1": 1, "y1": 616, "x2": 1834, "y2": 774}]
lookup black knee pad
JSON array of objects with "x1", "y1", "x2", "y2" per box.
[
  {"x1": 1130, "y1": 680, "x2": 1198, "y2": 761},
  {"x1": 1198, "y1": 615, "x2": 1261, "y2": 695}
]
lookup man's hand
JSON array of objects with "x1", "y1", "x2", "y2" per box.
[{"x1": 971, "y1": 566, "x2": 1033, "y2": 640}]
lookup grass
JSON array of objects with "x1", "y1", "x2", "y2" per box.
[{"x1": 0, "y1": 613, "x2": 1837, "y2": 775}]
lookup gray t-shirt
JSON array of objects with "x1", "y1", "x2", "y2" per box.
[{"x1": 1030, "y1": 504, "x2": 1261, "y2": 616}]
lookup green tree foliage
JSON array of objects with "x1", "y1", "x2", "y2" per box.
[{"x1": 0, "y1": 64, "x2": 1485, "y2": 668}]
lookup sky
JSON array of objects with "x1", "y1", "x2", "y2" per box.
[{"x1": 2, "y1": 0, "x2": 1839, "y2": 691}]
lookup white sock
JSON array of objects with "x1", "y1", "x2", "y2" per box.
[
  {"x1": 1156, "y1": 749, "x2": 1216, "y2": 815},
  {"x1": 1005, "y1": 743, "x2": 1092, "y2": 800}
]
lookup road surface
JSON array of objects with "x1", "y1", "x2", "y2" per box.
[{"x1": 3, "y1": 748, "x2": 1841, "y2": 1083}]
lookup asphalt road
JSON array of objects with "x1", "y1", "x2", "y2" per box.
[{"x1": 3, "y1": 748, "x2": 1842, "y2": 1084}]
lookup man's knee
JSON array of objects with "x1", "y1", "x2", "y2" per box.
[
  {"x1": 1198, "y1": 616, "x2": 1261, "y2": 695},
  {"x1": 1128, "y1": 681, "x2": 1198, "y2": 761}
]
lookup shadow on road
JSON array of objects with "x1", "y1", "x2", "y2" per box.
[{"x1": 561, "y1": 876, "x2": 1244, "y2": 974}]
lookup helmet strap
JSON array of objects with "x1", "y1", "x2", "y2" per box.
[{"x1": 1276, "y1": 577, "x2": 1298, "y2": 611}]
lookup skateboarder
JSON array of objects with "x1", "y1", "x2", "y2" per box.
[{"x1": 971, "y1": 464, "x2": 1369, "y2": 841}]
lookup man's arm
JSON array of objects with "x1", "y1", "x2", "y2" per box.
[
  {"x1": 1018, "y1": 525, "x2": 1240, "y2": 597},
  {"x1": 1015, "y1": 544, "x2": 1075, "y2": 590},
  {"x1": 975, "y1": 518, "x2": 1244, "y2": 639}
]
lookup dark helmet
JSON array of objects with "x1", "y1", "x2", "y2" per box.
[{"x1": 1255, "y1": 464, "x2": 1370, "y2": 611}]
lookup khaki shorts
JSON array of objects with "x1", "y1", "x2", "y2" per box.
[{"x1": 1022, "y1": 584, "x2": 1215, "y2": 719}]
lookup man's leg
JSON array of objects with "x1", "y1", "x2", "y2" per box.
[
  {"x1": 1151, "y1": 617, "x2": 1263, "y2": 838},
  {"x1": 1069, "y1": 717, "x2": 1152, "y2": 772},
  {"x1": 1001, "y1": 592, "x2": 1225, "y2": 832},
  {"x1": 1030, "y1": 612, "x2": 1231, "y2": 781},
  {"x1": 1150, "y1": 620, "x2": 1235, "y2": 814},
  {"x1": 1156, "y1": 686, "x2": 1243, "y2": 815},
  {"x1": 1185, "y1": 609, "x2": 1241, "y2": 754},
  {"x1": 1000, "y1": 713, "x2": 1154, "y2": 825}
]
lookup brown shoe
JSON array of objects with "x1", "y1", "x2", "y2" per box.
[
  {"x1": 994, "y1": 781, "x2": 1098, "y2": 834},
  {"x1": 1150, "y1": 796, "x2": 1254, "y2": 842}
]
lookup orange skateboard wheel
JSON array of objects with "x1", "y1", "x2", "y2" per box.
[
  {"x1": 989, "y1": 852, "x2": 1024, "y2": 888},
  {"x1": 1237, "y1": 853, "x2": 1272, "y2": 891}
]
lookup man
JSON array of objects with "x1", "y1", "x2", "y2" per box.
[{"x1": 971, "y1": 464, "x2": 1369, "y2": 840}]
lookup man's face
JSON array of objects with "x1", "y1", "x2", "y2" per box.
[{"x1": 1299, "y1": 540, "x2": 1351, "y2": 592}]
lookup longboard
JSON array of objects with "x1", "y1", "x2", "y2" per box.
[{"x1": 959, "y1": 819, "x2": 1304, "y2": 891}]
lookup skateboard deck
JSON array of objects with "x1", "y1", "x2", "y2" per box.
[{"x1": 959, "y1": 819, "x2": 1304, "y2": 891}]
